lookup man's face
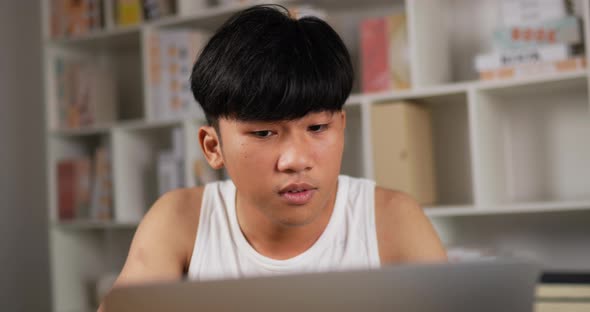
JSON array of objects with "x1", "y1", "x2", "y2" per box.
[{"x1": 217, "y1": 110, "x2": 346, "y2": 227}]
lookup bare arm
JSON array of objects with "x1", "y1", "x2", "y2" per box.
[
  {"x1": 375, "y1": 187, "x2": 448, "y2": 264},
  {"x1": 98, "y1": 188, "x2": 202, "y2": 312}
]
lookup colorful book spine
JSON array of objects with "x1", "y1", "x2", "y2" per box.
[
  {"x1": 90, "y1": 145, "x2": 113, "y2": 221},
  {"x1": 57, "y1": 158, "x2": 92, "y2": 220},
  {"x1": 360, "y1": 14, "x2": 411, "y2": 93},
  {"x1": 52, "y1": 0, "x2": 103, "y2": 37},
  {"x1": 116, "y1": 0, "x2": 143, "y2": 26}
]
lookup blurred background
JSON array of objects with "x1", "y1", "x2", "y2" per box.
[
  {"x1": 0, "y1": 1, "x2": 50, "y2": 311},
  {"x1": 2, "y1": 0, "x2": 590, "y2": 311}
]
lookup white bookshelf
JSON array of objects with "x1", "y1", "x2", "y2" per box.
[{"x1": 42, "y1": 0, "x2": 590, "y2": 311}]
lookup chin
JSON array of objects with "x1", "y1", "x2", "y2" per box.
[{"x1": 273, "y1": 206, "x2": 322, "y2": 228}]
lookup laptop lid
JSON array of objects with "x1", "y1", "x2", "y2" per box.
[{"x1": 104, "y1": 259, "x2": 540, "y2": 312}]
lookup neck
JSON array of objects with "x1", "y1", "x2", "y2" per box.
[{"x1": 236, "y1": 182, "x2": 338, "y2": 260}]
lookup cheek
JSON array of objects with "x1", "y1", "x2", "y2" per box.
[
  {"x1": 228, "y1": 140, "x2": 275, "y2": 170},
  {"x1": 314, "y1": 134, "x2": 344, "y2": 162}
]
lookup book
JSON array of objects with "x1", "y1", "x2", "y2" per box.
[
  {"x1": 538, "y1": 272, "x2": 590, "y2": 298},
  {"x1": 90, "y1": 145, "x2": 113, "y2": 221},
  {"x1": 360, "y1": 13, "x2": 411, "y2": 93},
  {"x1": 537, "y1": 284, "x2": 590, "y2": 299},
  {"x1": 57, "y1": 157, "x2": 92, "y2": 220},
  {"x1": 535, "y1": 272, "x2": 590, "y2": 312},
  {"x1": 115, "y1": 0, "x2": 143, "y2": 26},
  {"x1": 54, "y1": 56, "x2": 117, "y2": 129},
  {"x1": 475, "y1": 44, "x2": 573, "y2": 71},
  {"x1": 479, "y1": 56, "x2": 586, "y2": 81},
  {"x1": 370, "y1": 101, "x2": 437, "y2": 205},
  {"x1": 493, "y1": 16, "x2": 582, "y2": 49},
  {"x1": 535, "y1": 302, "x2": 590, "y2": 312},
  {"x1": 149, "y1": 29, "x2": 208, "y2": 121},
  {"x1": 51, "y1": 0, "x2": 103, "y2": 38},
  {"x1": 499, "y1": 0, "x2": 569, "y2": 27},
  {"x1": 141, "y1": 0, "x2": 175, "y2": 20}
]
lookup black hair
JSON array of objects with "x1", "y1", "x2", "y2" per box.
[{"x1": 190, "y1": 4, "x2": 354, "y2": 129}]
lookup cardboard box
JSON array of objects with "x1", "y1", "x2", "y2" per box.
[{"x1": 370, "y1": 101, "x2": 437, "y2": 205}]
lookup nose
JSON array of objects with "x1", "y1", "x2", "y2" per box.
[{"x1": 276, "y1": 133, "x2": 313, "y2": 173}]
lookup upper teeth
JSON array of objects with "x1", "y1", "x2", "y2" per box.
[{"x1": 289, "y1": 189, "x2": 303, "y2": 193}]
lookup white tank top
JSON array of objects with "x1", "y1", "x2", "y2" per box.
[{"x1": 187, "y1": 175, "x2": 381, "y2": 281}]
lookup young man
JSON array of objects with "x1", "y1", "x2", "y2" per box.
[{"x1": 99, "y1": 4, "x2": 446, "y2": 310}]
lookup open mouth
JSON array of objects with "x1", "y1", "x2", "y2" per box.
[{"x1": 279, "y1": 189, "x2": 316, "y2": 205}]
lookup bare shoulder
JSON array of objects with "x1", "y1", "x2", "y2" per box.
[
  {"x1": 98, "y1": 187, "x2": 204, "y2": 311},
  {"x1": 143, "y1": 186, "x2": 205, "y2": 259},
  {"x1": 113, "y1": 186, "x2": 205, "y2": 286},
  {"x1": 374, "y1": 187, "x2": 448, "y2": 265}
]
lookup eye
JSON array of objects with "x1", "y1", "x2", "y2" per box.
[
  {"x1": 251, "y1": 130, "x2": 274, "y2": 138},
  {"x1": 308, "y1": 124, "x2": 328, "y2": 132}
]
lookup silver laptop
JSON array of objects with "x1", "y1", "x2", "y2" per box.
[{"x1": 104, "y1": 260, "x2": 540, "y2": 312}]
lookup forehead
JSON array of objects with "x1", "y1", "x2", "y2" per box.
[{"x1": 223, "y1": 111, "x2": 338, "y2": 127}]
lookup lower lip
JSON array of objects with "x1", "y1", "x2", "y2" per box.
[{"x1": 280, "y1": 189, "x2": 316, "y2": 205}]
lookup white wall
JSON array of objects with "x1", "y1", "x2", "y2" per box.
[{"x1": 0, "y1": 1, "x2": 51, "y2": 311}]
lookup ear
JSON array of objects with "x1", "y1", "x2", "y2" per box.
[
  {"x1": 340, "y1": 110, "x2": 347, "y2": 131},
  {"x1": 198, "y1": 126, "x2": 224, "y2": 170}
]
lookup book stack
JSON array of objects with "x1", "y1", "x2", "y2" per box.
[
  {"x1": 535, "y1": 272, "x2": 590, "y2": 312},
  {"x1": 114, "y1": 0, "x2": 175, "y2": 26},
  {"x1": 157, "y1": 127, "x2": 186, "y2": 195},
  {"x1": 360, "y1": 13, "x2": 411, "y2": 93},
  {"x1": 50, "y1": 0, "x2": 103, "y2": 38},
  {"x1": 57, "y1": 142, "x2": 113, "y2": 221},
  {"x1": 370, "y1": 101, "x2": 437, "y2": 205},
  {"x1": 475, "y1": 0, "x2": 585, "y2": 81},
  {"x1": 54, "y1": 56, "x2": 116, "y2": 129},
  {"x1": 148, "y1": 29, "x2": 209, "y2": 121}
]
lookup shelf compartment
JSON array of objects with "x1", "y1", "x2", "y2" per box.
[
  {"x1": 112, "y1": 125, "x2": 183, "y2": 223},
  {"x1": 48, "y1": 134, "x2": 113, "y2": 223},
  {"x1": 50, "y1": 227, "x2": 133, "y2": 312},
  {"x1": 50, "y1": 228, "x2": 105, "y2": 312},
  {"x1": 45, "y1": 46, "x2": 144, "y2": 132},
  {"x1": 408, "y1": 0, "x2": 588, "y2": 87},
  {"x1": 371, "y1": 91, "x2": 475, "y2": 206},
  {"x1": 473, "y1": 75, "x2": 590, "y2": 205}
]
